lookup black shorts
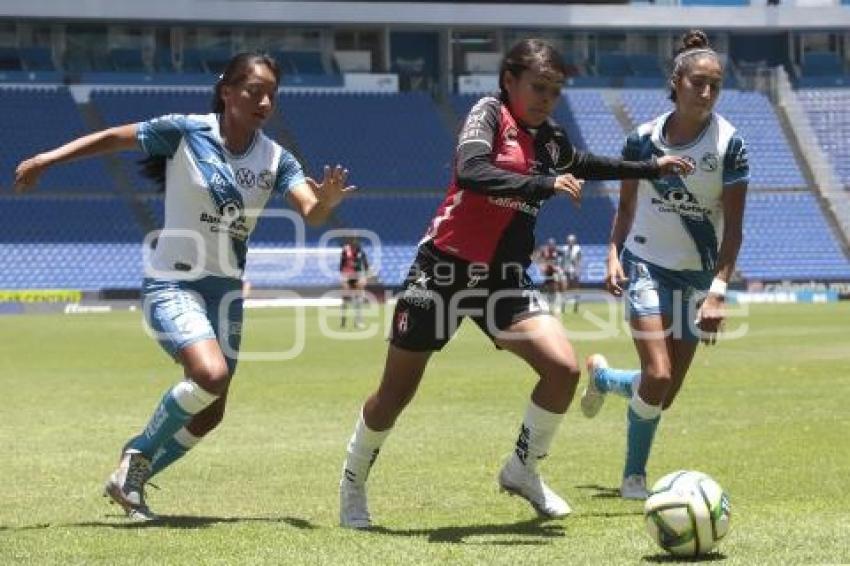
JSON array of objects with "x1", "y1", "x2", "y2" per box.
[{"x1": 390, "y1": 243, "x2": 548, "y2": 352}]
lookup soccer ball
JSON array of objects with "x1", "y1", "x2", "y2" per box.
[{"x1": 644, "y1": 470, "x2": 731, "y2": 557}]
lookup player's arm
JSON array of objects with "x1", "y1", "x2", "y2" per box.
[
  {"x1": 566, "y1": 147, "x2": 693, "y2": 180},
  {"x1": 14, "y1": 124, "x2": 140, "y2": 192},
  {"x1": 697, "y1": 136, "x2": 750, "y2": 344},
  {"x1": 455, "y1": 98, "x2": 561, "y2": 200},
  {"x1": 714, "y1": 182, "x2": 746, "y2": 284},
  {"x1": 605, "y1": 179, "x2": 638, "y2": 297}
]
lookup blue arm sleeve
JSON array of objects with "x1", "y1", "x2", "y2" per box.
[
  {"x1": 136, "y1": 114, "x2": 186, "y2": 157},
  {"x1": 274, "y1": 149, "x2": 307, "y2": 194},
  {"x1": 723, "y1": 135, "x2": 750, "y2": 187}
]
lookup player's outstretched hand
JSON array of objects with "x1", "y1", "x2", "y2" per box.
[
  {"x1": 14, "y1": 154, "x2": 49, "y2": 193},
  {"x1": 695, "y1": 294, "x2": 725, "y2": 345},
  {"x1": 554, "y1": 173, "x2": 584, "y2": 205},
  {"x1": 308, "y1": 164, "x2": 357, "y2": 209},
  {"x1": 656, "y1": 155, "x2": 695, "y2": 177}
]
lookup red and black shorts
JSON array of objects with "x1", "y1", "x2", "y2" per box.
[{"x1": 390, "y1": 243, "x2": 548, "y2": 352}]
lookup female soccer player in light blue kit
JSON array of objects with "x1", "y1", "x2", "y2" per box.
[
  {"x1": 14, "y1": 52, "x2": 355, "y2": 520},
  {"x1": 580, "y1": 30, "x2": 749, "y2": 499}
]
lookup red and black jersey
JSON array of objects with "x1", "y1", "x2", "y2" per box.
[
  {"x1": 340, "y1": 243, "x2": 369, "y2": 274},
  {"x1": 421, "y1": 95, "x2": 659, "y2": 267}
]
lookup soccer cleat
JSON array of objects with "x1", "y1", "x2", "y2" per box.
[
  {"x1": 339, "y1": 480, "x2": 371, "y2": 529},
  {"x1": 580, "y1": 353, "x2": 608, "y2": 419},
  {"x1": 498, "y1": 458, "x2": 571, "y2": 518},
  {"x1": 621, "y1": 474, "x2": 649, "y2": 500},
  {"x1": 104, "y1": 450, "x2": 156, "y2": 521}
]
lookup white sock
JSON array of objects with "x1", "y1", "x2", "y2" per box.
[
  {"x1": 629, "y1": 392, "x2": 662, "y2": 420},
  {"x1": 511, "y1": 400, "x2": 565, "y2": 472},
  {"x1": 342, "y1": 409, "x2": 391, "y2": 485}
]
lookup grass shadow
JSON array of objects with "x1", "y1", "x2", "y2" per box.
[
  {"x1": 574, "y1": 483, "x2": 624, "y2": 499},
  {"x1": 643, "y1": 551, "x2": 727, "y2": 562},
  {"x1": 368, "y1": 516, "x2": 565, "y2": 545},
  {"x1": 2, "y1": 515, "x2": 316, "y2": 531}
]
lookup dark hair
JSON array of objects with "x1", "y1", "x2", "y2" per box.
[
  {"x1": 498, "y1": 38, "x2": 567, "y2": 102},
  {"x1": 139, "y1": 51, "x2": 281, "y2": 190},
  {"x1": 669, "y1": 29, "x2": 721, "y2": 102}
]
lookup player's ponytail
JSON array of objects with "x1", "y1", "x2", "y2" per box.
[
  {"x1": 669, "y1": 29, "x2": 721, "y2": 102},
  {"x1": 139, "y1": 51, "x2": 282, "y2": 191},
  {"x1": 499, "y1": 38, "x2": 567, "y2": 103}
]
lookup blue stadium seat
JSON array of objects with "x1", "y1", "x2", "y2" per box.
[
  {"x1": 801, "y1": 52, "x2": 844, "y2": 77},
  {"x1": 19, "y1": 46, "x2": 55, "y2": 71},
  {"x1": 0, "y1": 195, "x2": 146, "y2": 289},
  {"x1": 0, "y1": 47, "x2": 22, "y2": 71},
  {"x1": 277, "y1": 92, "x2": 454, "y2": 191},
  {"x1": 109, "y1": 48, "x2": 147, "y2": 73},
  {"x1": 0, "y1": 86, "x2": 114, "y2": 192}
]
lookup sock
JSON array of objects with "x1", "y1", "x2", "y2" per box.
[
  {"x1": 149, "y1": 427, "x2": 202, "y2": 477},
  {"x1": 354, "y1": 295, "x2": 363, "y2": 325},
  {"x1": 128, "y1": 380, "x2": 218, "y2": 459},
  {"x1": 342, "y1": 409, "x2": 391, "y2": 485},
  {"x1": 596, "y1": 367, "x2": 641, "y2": 398},
  {"x1": 624, "y1": 393, "x2": 662, "y2": 478},
  {"x1": 510, "y1": 400, "x2": 565, "y2": 473},
  {"x1": 341, "y1": 297, "x2": 348, "y2": 325}
]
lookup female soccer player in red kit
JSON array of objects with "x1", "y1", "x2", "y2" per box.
[{"x1": 338, "y1": 38, "x2": 693, "y2": 528}]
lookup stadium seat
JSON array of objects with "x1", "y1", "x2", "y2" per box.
[{"x1": 19, "y1": 46, "x2": 55, "y2": 71}]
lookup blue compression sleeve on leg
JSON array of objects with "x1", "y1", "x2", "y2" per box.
[
  {"x1": 596, "y1": 367, "x2": 641, "y2": 398},
  {"x1": 128, "y1": 381, "x2": 216, "y2": 459},
  {"x1": 624, "y1": 395, "x2": 662, "y2": 478}
]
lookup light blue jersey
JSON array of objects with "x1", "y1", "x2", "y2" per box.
[
  {"x1": 137, "y1": 113, "x2": 306, "y2": 278},
  {"x1": 622, "y1": 111, "x2": 749, "y2": 272}
]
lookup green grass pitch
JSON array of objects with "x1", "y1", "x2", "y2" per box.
[{"x1": 1, "y1": 303, "x2": 848, "y2": 564}]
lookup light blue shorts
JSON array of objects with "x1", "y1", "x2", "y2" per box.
[
  {"x1": 142, "y1": 276, "x2": 244, "y2": 374},
  {"x1": 621, "y1": 249, "x2": 713, "y2": 342}
]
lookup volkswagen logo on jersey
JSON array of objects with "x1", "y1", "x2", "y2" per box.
[
  {"x1": 257, "y1": 169, "x2": 274, "y2": 191},
  {"x1": 235, "y1": 168, "x2": 256, "y2": 189},
  {"x1": 219, "y1": 199, "x2": 243, "y2": 223},
  {"x1": 700, "y1": 152, "x2": 719, "y2": 172}
]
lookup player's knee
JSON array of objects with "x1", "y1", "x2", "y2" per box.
[
  {"x1": 643, "y1": 364, "x2": 672, "y2": 384},
  {"x1": 186, "y1": 359, "x2": 230, "y2": 394}
]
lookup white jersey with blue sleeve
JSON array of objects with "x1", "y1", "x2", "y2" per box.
[
  {"x1": 622, "y1": 111, "x2": 749, "y2": 272},
  {"x1": 137, "y1": 113, "x2": 306, "y2": 278}
]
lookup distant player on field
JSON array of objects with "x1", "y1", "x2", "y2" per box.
[
  {"x1": 339, "y1": 236, "x2": 369, "y2": 329},
  {"x1": 580, "y1": 30, "x2": 749, "y2": 500},
  {"x1": 559, "y1": 233, "x2": 582, "y2": 313},
  {"x1": 14, "y1": 52, "x2": 355, "y2": 520},
  {"x1": 337, "y1": 38, "x2": 692, "y2": 529},
  {"x1": 535, "y1": 237, "x2": 562, "y2": 312}
]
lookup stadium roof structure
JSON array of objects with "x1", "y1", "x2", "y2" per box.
[{"x1": 2, "y1": 0, "x2": 850, "y2": 30}]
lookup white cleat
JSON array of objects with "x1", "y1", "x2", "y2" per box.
[
  {"x1": 498, "y1": 458, "x2": 571, "y2": 518},
  {"x1": 103, "y1": 450, "x2": 157, "y2": 521},
  {"x1": 339, "y1": 480, "x2": 371, "y2": 529},
  {"x1": 621, "y1": 474, "x2": 649, "y2": 500},
  {"x1": 580, "y1": 354, "x2": 608, "y2": 419}
]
